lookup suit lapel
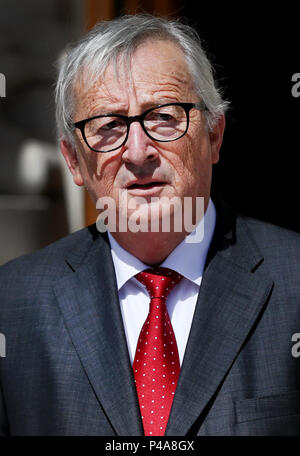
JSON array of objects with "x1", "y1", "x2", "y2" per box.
[
  {"x1": 166, "y1": 200, "x2": 274, "y2": 435},
  {"x1": 53, "y1": 228, "x2": 143, "y2": 436}
]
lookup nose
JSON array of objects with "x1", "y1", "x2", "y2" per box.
[{"x1": 122, "y1": 120, "x2": 159, "y2": 166}]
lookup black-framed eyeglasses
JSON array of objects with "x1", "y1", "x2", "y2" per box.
[{"x1": 73, "y1": 101, "x2": 207, "y2": 153}]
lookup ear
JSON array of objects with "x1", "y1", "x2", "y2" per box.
[
  {"x1": 209, "y1": 114, "x2": 225, "y2": 165},
  {"x1": 60, "y1": 139, "x2": 84, "y2": 187}
]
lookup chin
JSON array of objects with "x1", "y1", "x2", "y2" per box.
[{"x1": 122, "y1": 197, "x2": 183, "y2": 235}]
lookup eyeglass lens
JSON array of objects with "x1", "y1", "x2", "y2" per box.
[{"x1": 83, "y1": 104, "x2": 188, "y2": 152}]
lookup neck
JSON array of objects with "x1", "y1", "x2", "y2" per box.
[
  {"x1": 110, "y1": 230, "x2": 187, "y2": 266},
  {"x1": 108, "y1": 197, "x2": 210, "y2": 265}
]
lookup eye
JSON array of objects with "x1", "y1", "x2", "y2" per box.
[
  {"x1": 146, "y1": 111, "x2": 174, "y2": 122},
  {"x1": 157, "y1": 113, "x2": 174, "y2": 121},
  {"x1": 101, "y1": 118, "x2": 124, "y2": 131}
]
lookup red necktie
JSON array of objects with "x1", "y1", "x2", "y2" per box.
[{"x1": 133, "y1": 267, "x2": 182, "y2": 436}]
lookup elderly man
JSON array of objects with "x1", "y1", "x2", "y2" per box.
[{"x1": 0, "y1": 14, "x2": 300, "y2": 437}]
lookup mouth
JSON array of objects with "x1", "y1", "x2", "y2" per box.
[
  {"x1": 127, "y1": 181, "x2": 166, "y2": 190},
  {"x1": 125, "y1": 180, "x2": 167, "y2": 196}
]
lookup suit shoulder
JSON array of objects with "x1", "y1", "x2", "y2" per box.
[
  {"x1": 240, "y1": 215, "x2": 300, "y2": 267},
  {"x1": 0, "y1": 225, "x2": 107, "y2": 314},
  {"x1": 0, "y1": 224, "x2": 99, "y2": 280},
  {"x1": 241, "y1": 216, "x2": 300, "y2": 247}
]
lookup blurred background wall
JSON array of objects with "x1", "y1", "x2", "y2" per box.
[
  {"x1": 0, "y1": 0, "x2": 299, "y2": 265},
  {"x1": 0, "y1": 0, "x2": 85, "y2": 264}
]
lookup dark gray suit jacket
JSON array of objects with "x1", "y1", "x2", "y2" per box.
[{"x1": 1, "y1": 199, "x2": 300, "y2": 436}]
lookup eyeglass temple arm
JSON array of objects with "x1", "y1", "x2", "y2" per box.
[{"x1": 193, "y1": 101, "x2": 208, "y2": 112}]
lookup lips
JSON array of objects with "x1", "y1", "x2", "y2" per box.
[
  {"x1": 127, "y1": 181, "x2": 165, "y2": 190},
  {"x1": 125, "y1": 179, "x2": 167, "y2": 195}
]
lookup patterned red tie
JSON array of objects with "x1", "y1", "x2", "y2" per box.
[{"x1": 133, "y1": 267, "x2": 182, "y2": 436}]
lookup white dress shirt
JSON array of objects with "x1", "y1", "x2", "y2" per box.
[{"x1": 107, "y1": 198, "x2": 216, "y2": 366}]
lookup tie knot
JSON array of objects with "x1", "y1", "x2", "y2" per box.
[{"x1": 135, "y1": 267, "x2": 182, "y2": 300}]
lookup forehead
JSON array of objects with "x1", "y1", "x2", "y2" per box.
[{"x1": 74, "y1": 40, "x2": 195, "y2": 117}]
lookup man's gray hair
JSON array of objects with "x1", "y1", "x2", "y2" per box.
[{"x1": 55, "y1": 14, "x2": 229, "y2": 145}]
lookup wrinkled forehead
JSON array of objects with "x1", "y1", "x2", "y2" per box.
[{"x1": 72, "y1": 39, "x2": 195, "y2": 112}]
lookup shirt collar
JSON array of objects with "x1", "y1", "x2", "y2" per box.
[{"x1": 108, "y1": 198, "x2": 216, "y2": 290}]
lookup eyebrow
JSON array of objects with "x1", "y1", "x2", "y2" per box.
[
  {"x1": 88, "y1": 102, "x2": 128, "y2": 117},
  {"x1": 87, "y1": 98, "x2": 182, "y2": 118}
]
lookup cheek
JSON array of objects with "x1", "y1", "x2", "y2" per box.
[
  {"x1": 78, "y1": 146, "x2": 121, "y2": 199},
  {"x1": 176, "y1": 134, "x2": 210, "y2": 176},
  {"x1": 170, "y1": 131, "x2": 213, "y2": 195},
  {"x1": 94, "y1": 161, "x2": 121, "y2": 199}
]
